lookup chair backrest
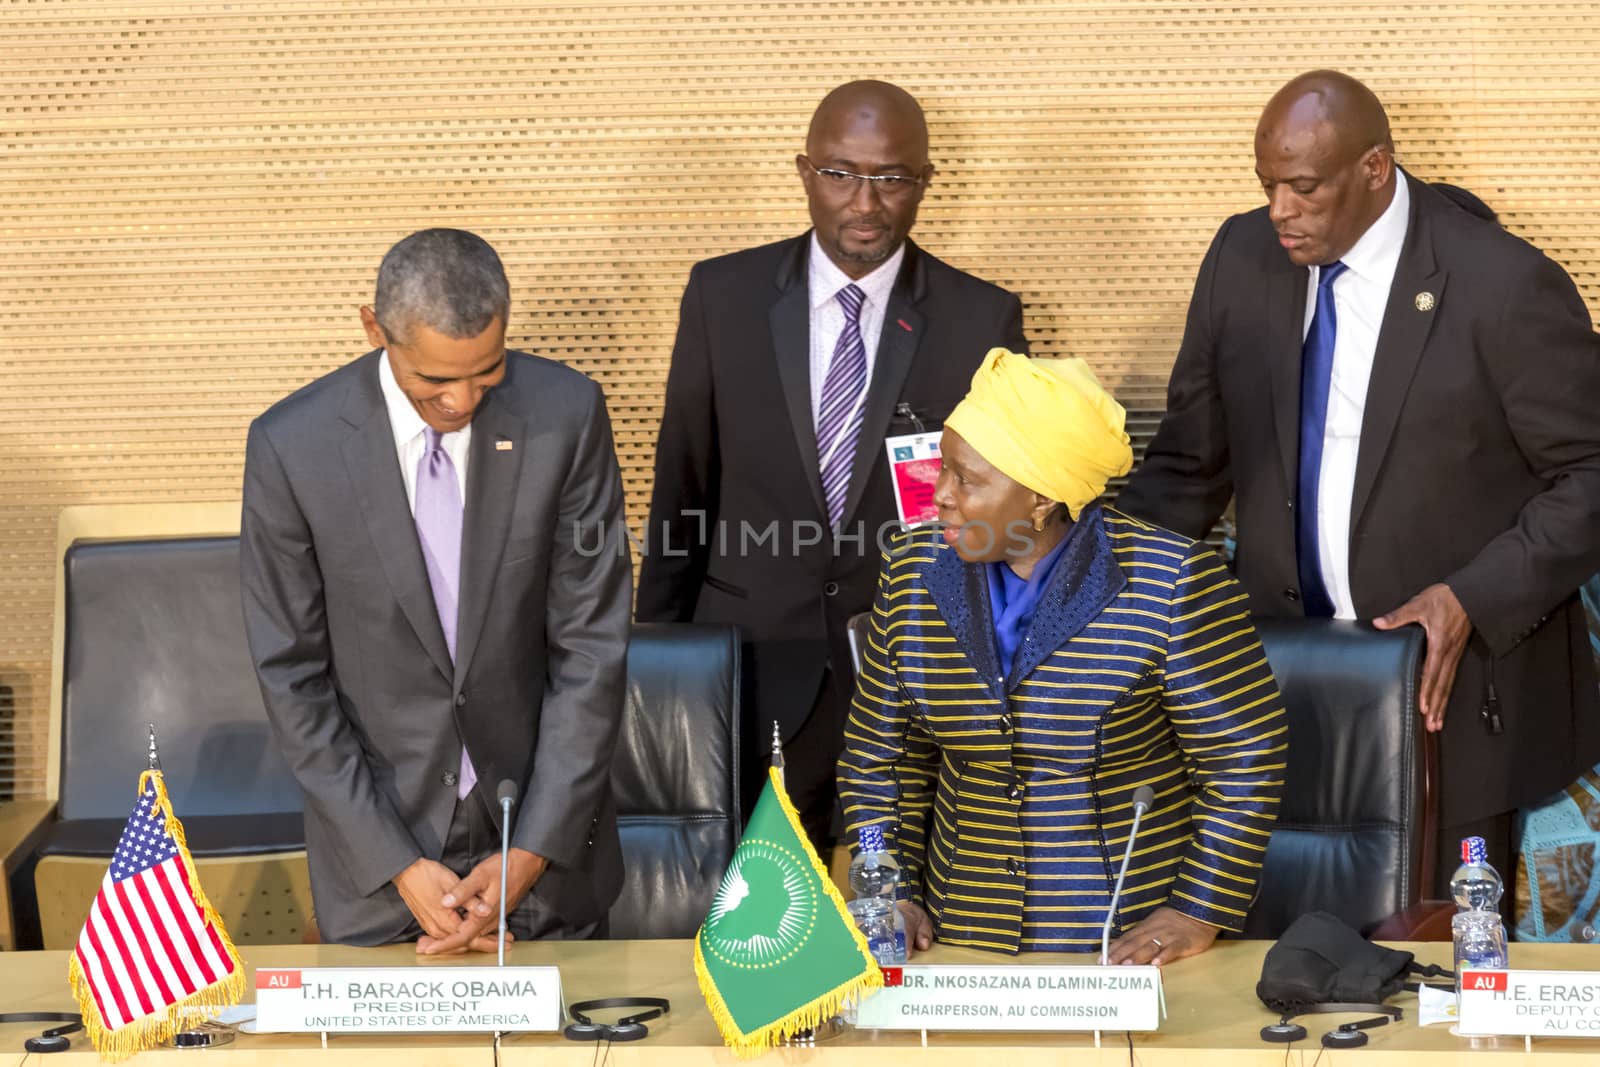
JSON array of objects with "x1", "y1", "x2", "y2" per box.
[
  {"x1": 847, "y1": 612, "x2": 872, "y2": 675},
  {"x1": 57, "y1": 525, "x2": 301, "y2": 823},
  {"x1": 1242, "y1": 618, "x2": 1431, "y2": 938},
  {"x1": 607, "y1": 622, "x2": 742, "y2": 939}
]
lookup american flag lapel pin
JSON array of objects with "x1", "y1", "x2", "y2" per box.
[{"x1": 495, "y1": 438, "x2": 515, "y2": 451}]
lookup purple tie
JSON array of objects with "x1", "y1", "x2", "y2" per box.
[
  {"x1": 817, "y1": 283, "x2": 868, "y2": 528},
  {"x1": 415, "y1": 428, "x2": 477, "y2": 799}
]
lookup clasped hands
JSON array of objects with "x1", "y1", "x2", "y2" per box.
[{"x1": 393, "y1": 848, "x2": 547, "y2": 955}]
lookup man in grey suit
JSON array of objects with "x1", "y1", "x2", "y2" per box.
[{"x1": 241, "y1": 228, "x2": 630, "y2": 950}]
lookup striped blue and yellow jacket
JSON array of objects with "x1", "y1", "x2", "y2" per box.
[{"x1": 837, "y1": 504, "x2": 1287, "y2": 954}]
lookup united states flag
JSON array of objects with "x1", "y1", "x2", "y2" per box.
[{"x1": 68, "y1": 771, "x2": 242, "y2": 1059}]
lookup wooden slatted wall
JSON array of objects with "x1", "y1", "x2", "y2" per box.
[{"x1": 2, "y1": 0, "x2": 1597, "y2": 797}]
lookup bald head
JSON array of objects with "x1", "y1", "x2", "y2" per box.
[
  {"x1": 1253, "y1": 70, "x2": 1397, "y2": 266},
  {"x1": 806, "y1": 80, "x2": 929, "y2": 162},
  {"x1": 1257, "y1": 69, "x2": 1392, "y2": 161},
  {"x1": 798, "y1": 80, "x2": 933, "y2": 278}
]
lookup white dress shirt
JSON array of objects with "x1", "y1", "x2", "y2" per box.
[
  {"x1": 808, "y1": 233, "x2": 906, "y2": 426},
  {"x1": 1303, "y1": 175, "x2": 1410, "y2": 619},
  {"x1": 379, "y1": 350, "x2": 471, "y2": 511}
]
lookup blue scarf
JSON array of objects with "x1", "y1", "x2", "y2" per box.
[{"x1": 985, "y1": 524, "x2": 1074, "y2": 679}]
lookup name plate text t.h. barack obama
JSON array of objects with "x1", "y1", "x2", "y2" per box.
[
  {"x1": 854, "y1": 964, "x2": 1163, "y2": 1031},
  {"x1": 254, "y1": 966, "x2": 562, "y2": 1033}
]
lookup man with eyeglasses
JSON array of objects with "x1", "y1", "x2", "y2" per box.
[{"x1": 638, "y1": 79, "x2": 1028, "y2": 854}]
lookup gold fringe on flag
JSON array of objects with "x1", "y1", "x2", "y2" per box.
[
  {"x1": 694, "y1": 767, "x2": 884, "y2": 1058},
  {"x1": 66, "y1": 770, "x2": 245, "y2": 1063}
]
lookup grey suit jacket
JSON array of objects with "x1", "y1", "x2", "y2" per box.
[
  {"x1": 1118, "y1": 173, "x2": 1600, "y2": 824},
  {"x1": 241, "y1": 348, "x2": 631, "y2": 945}
]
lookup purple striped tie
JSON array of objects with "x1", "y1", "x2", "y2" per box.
[
  {"x1": 817, "y1": 283, "x2": 868, "y2": 527},
  {"x1": 415, "y1": 428, "x2": 477, "y2": 799}
]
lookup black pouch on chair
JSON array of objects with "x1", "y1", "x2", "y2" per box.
[{"x1": 1256, "y1": 911, "x2": 1420, "y2": 1013}]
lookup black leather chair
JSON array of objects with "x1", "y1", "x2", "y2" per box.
[
  {"x1": 607, "y1": 623, "x2": 742, "y2": 939},
  {"x1": 1243, "y1": 618, "x2": 1445, "y2": 939},
  {"x1": 846, "y1": 611, "x2": 1446, "y2": 939},
  {"x1": 24, "y1": 504, "x2": 310, "y2": 948}
]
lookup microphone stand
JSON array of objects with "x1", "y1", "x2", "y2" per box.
[
  {"x1": 1100, "y1": 785, "x2": 1157, "y2": 965},
  {"x1": 496, "y1": 779, "x2": 518, "y2": 968}
]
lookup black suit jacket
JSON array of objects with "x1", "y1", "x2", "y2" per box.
[
  {"x1": 1118, "y1": 173, "x2": 1600, "y2": 825},
  {"x1": 636, "y1": 234, "x2": 1027, "y2": 739},
  {"x1": 241, "y1": 350, "x2": 631, "y2": 944}
]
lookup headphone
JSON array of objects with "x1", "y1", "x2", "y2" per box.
[
  {"x1": 563, "y1": 997, "x2": 670, "y2": 1043},
  {"x1": 0, "y1": 1012, "x2": 84, "y2": 1054},
  {"x1": 1260, "y1": 1002, "x2": 1402, "y2": 1049}
]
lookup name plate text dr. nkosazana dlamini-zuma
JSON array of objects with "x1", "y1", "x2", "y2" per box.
[{"x1": 853, "y1": 964, "x2": 1164, "y2": 1032}]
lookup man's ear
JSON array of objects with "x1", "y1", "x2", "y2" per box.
[
  {"x1": 1364, "y1": 144, "x2": 1394, "y2": 192},
  {"x1": 359, "y1": 305, "x2": 388, "y2": 351}
]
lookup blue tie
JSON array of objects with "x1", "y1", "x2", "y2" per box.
[{"x1": 1296, "y1": 261, "x2": 1348, "y2": 618}]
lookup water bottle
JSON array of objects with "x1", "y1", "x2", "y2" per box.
[
  {"x1": 848, "y1": 824, "x2": 907, "y2": 964},
  {"x1": 1450, "y1": 836, "x2": 1508, "y2": 990},
  {"x1": 1449, "y1": 836, "x2": 1505, "y2": 912}
]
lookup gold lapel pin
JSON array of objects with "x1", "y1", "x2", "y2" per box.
[
  {"x1": 1414, "y1": 291, "x2": 1436, "y2": 312},
  {"x1": 495, "y1": 439, "x2": 514, "y2": 451}
]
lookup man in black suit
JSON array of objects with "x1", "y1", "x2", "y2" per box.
[
  {"x1": 242, "y1": 229, "x2": 630, "y2": 949},
  {"x1": 1118, "y1": 70, "x2": 1600, "y2": 905},
  {"x1": 637, "y1": 80, "x2": 1028, "y2": 851}
]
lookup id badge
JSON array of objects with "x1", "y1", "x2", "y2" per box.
[{"x1": 884, "y1": 431, "x2": 943, "y2": 526}]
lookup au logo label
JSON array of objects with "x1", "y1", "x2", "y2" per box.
[
  {"x1": 258, "y1": 970, "x2": 302, "y2": 989},
  {"x1": 1463, "y1": 971, "x2": 1506, "y2": 991}
]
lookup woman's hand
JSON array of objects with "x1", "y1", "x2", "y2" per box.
[
  {"x1": 898, "y1": 900, "x2": 935, "y2": 957},
  {"x1": 1106, "y1": 906, "x2": 1218, "y2": 966}
]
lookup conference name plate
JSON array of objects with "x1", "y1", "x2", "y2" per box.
[
  {"x1": 854, "y1": 964, "x2": 1162, "y2": 1031},
  {"x1": 254, "y1": 966, "x2": 561, "y2": 1033},
  {"x1": 1458, "y1": 969, "x2": 1600, "y2": 1037}
]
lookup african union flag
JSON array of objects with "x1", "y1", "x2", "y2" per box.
[{"x1": 695, "y1": 766, "x2": 881, "y2": 1056}]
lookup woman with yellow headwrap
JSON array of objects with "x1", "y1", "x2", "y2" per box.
[{"x1": 837, "y1": 349, "x2": 1287, "y2": 963}]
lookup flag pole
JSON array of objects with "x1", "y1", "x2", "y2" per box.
[
  {"x1": 770, "y1": 720, "x2": 784, "y2": 790},
  {"x1": 147, "y1": 723, "x2": 161, "y2": 772}
]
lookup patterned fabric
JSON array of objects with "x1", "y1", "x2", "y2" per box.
[
  {"x1": 816, "y1": 283, "x2": 868, "y2": 528},
  {"x1": 1514, "y1": 574, "x2": 1600, "y2": 941},
  {"x1": 838, "y1": 504, "x2": 1288, "y2": 954}
]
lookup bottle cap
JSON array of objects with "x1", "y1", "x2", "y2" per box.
[
  {"x1": 860, "y1": 824, "x2": 888, "y2": 854},
  {"x1": 1461, "y1": 836, "x2": 1487, "y2": 865}
]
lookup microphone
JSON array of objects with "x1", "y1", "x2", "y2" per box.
[
  {"x1": 496, "y1": 779, "x2": 518, "y2": 968},
  {"x1": 1100, "y1": 785, "x2": 1157, "y2": 965}
]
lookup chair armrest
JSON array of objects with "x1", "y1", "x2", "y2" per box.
[
  {"x1": 0, "y1": 800, "x2": 57, "y2": 951},
  {"x1": 1370, "y1": 898, "x2": 1455, "y2": 942}
]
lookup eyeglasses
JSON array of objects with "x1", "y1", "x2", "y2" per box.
[{"x1": 801, "y1": 157, "x2": 926, "y2": 198}]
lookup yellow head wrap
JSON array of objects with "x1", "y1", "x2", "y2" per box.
[{"x1": 943, "y1": 348, "x2": 1133, "y2": 520}]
